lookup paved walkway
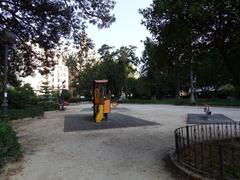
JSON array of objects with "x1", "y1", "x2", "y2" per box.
[{"x1": 2, "y1": 103, "x2": 240, "y2": 180}]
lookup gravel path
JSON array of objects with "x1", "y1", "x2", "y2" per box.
[{"x1": 2, "y1": 103, "x2": 240, "y2": 180}]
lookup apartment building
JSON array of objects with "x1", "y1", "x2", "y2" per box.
[{"x1": 22, "y1": 51, "x2": 69, "y2": 94}]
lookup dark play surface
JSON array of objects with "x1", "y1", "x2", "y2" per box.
[
  {"x1": 64, "y1": 113, "x2": 159, "y2": 132},
  {"x1": 80, "y1": 107, "x2": 129, "y2": 112},
  {"x1": 187, "y1": 113, "x2": 234, "y2": 124}
]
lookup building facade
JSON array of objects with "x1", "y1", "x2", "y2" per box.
[{"x1": 22, "y1": 52, "x2": 69, "y2": 95}]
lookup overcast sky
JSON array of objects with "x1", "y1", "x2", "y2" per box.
[{"x1": 86, "y1": 0, "x2": 152, "y2": 57}]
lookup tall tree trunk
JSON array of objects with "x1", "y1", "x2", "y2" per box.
[
  {"x1": 123, "y1": 55, "x2": 128, "y2": 100},
  {"x1": 190, "y1": 62, "x2": 195, "y2": 103},
  {"x1": 175, "y1": 72, "x2": 181, "y2": 100}
]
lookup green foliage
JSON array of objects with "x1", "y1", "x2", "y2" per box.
[
  {"x1": 1, "y1": 84, "x2": 58, "y2": 121},
  {"x1": 194, "y1": 49, "x2": 231, "y2": 90},
  {"x1": 124, "y1": 98, "x2": 189, "y2": 105},
  {"x1": 0, "y1": 0, "x2": 115, "y2": 77},
  {"x1": 0, "y1": 122, "x2": 22, "y2": 171},
  {"x1": 0, "y1": 102, "x2": 58, "y2": 121},
  {"x1": 61, "y1": 90, "x2": 71, "y2": 101},
  {"x1": 196, "y1": 98, "x2": 240, "y2": 107},
  {"x1": 140, "y1": 38, "x2": 184, "y2": 98},
  {"x1": 7, "y1": 83, "x2": 38, "y2": 109},
  {"x1": 39, "y1": 76, "x2": 52, "y2": 101},
  {"x1": 218, "y1": 84, "x2": 240, "y2": 98},
  {"x1": 138, "y1": 0, "x2": 240, "y2": 100},
  {"x1": 140, "y1": 0, "x2": 240, "y2": 91},
  {"x1": 51, "y1": 90, "x2": 60, "y2": 101},
  {"x1": 64, "y1": 33, "x2": 96, "y2": 99},
  {"x1": 1, "y1": 83, "x2": 59, "y2": 121},
  {"x1": 127, "y1": 77, "x2": 151, "y2": 99},
  {"x1": 38, "y1": 101, "x2": 59, "y2": 111},
  {"x1": 67, "y1": 44, "x2": 139, "y2": 99},
  {"x1": 125, "y1": 98, "x2": 240, "y2": 106},
  {"x1": 69, "y1": 98, "x2": 81, "y2": 103},
  {"x1": 6, "y1": 105, "x2": 44, "y2": 120}
]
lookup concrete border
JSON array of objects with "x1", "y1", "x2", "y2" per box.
[{"x1": 166, "y1": 150, "x2": 214, "y2": 180}]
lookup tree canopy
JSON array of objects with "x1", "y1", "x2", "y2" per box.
[
  {"x1": 0, "y1": 0, "x2": 115, "y2": 77},
  {"x1": 139, "y1": 0, "x2": 240, "y2": 99},
  {"x1": 66, "y1": 44, "x2": 139, "y2": 99}
]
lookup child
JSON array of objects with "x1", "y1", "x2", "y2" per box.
[{"x1": 104, "y1": 96, "x2": 110, "y2": 121}]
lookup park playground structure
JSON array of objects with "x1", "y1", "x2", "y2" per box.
[{"x1": 92, "y1": 80, "x2": 111, "y2": 123}]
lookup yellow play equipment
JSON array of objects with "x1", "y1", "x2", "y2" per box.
[
  {"x1": 95, "y1": 104, "x2": 104, "y2": 123},
  {"x1": 93, "y1": 80, "x2": 111, "y2": 123}
]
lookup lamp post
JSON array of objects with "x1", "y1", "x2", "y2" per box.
[
  {"x1": 0, "y1": 30, "x2": 16, "y2": 122},
  {"x1": 60, "y1": 80, "x2": 66, "y2": 111}
]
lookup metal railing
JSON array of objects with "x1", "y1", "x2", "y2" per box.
[{"x1": 174, "y1": 123, "x2": 240, "y2": 179}]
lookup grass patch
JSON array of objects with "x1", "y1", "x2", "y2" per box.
[
  {"x1": 181, "y1": 139, "x2": 240, "y2": 179},
  {"x1": 0, "y1": 121, "x2": 22, "y2": 172},
  {"x1": 124, "y1": 98, "x2": 240, "y2": 106},
  {"x1": 196, "y1": 98, "x2": 240, "y2": 106}
]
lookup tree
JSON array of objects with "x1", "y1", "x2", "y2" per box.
[
  {"x1": 140, "y1": 0, "x2": 240, "y2": 89},
  {"x1": 97, "y1": 44, "x2": 125, "y2": 97},
  {"x1": 65, "y1": 32, "x2": 95, "y2": 97},
  {"x1": 116, "y1": 46, "x2": 139, "y2": 99},
  {"x1": 75, "y1": 45, "x2": 120, "y2": 98},
  {"x1": 39, "y1": 76, "x2": 52, "y2": 101},
  {"x1": 186, "y1": 0, "x2": 240, "y2": 86},
  {"x1": 141, "y1": 38, "x2": 183, "y2": 99},
  {"x1": 62, "y1": 89, "x2": 71, "y2": 101},
  {"x1": 140, "y1": 0, "x2": 240, "y2": 100},
  {"x1": 141, "y1": 38, "x2": 164, "y2": 98},
  {"x1": 194, "y1": 48, "x2": 231, "y2": 93},
  {"x1": 7, "y1": 83, "x2": 37, "y2": 109},
  {"x1": 140, "y1": 1, "x2": 195, "y2": 100},
  {"x1": 98, "y1": 44, "x2": 115, "y2": 61},
  {"x1": 69, "y1": 44, "x2": 139, "y2": 99},
  {"x1": 0, "y1": 0, "x2": 116, "y2": 77}
]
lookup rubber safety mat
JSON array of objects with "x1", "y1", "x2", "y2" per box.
[
  {"x1": 64, "y1": 113, "x2": 159, "y2": 132},
  {"x1": 187, "y1": 114, "x2": 234, "y2": 124}
]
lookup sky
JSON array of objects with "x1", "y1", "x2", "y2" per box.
[{"x1": 86, "y1": 0, "x2": 152, "y2": 58}]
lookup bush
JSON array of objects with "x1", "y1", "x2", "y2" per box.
[
  {"x1": 0, "y1": 102, "x2": 58, "y2": 121},
  {"x1": 7, "y1": 84, "x2": 38, "y2": 109},
  {"x1": 0, "y1": 121, "x2": 22, "y2": 171},
  {"x1": 0, "y1": 105, "x2": 44, "y2": 121},
  {"x1": 61, "y1": 89, "x2": 71, "y2": 101},
  {"x1": 68, "y1": 98, "x2": 81, "y2": 103},
  {"x1": 8, "y1": 105, "x2": 44, "y2": 120},
  {"x1": 217, "y1": 84, "x2": 240, "y2": 98},
  {"x1": 38, "y1": 101, "x2": 59, "y2": 111}
]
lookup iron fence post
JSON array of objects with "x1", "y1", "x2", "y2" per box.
[
  {"x1": 219, "y1": 145, "x2": 224, "y2": 179},
  {"x1": 175, "y1": 132, "x2": 179, "y2": 160},
  {"x1": 186, "y1": 125, "x2": 190, "y2": 146},
  {"x1": 173, "y1": 124, "x2": 240, "y2": 179}
]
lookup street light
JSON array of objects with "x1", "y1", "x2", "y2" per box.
[
  {"x1": 60, "y1": 80, "x2": 66, "y2": 110},
  {"x1": 0, "y1": 30, "x2": 16, "y2": 122}
]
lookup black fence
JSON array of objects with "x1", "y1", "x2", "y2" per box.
[{"x1": 174, "y1": 123, "x2": 240, "y2": 179}]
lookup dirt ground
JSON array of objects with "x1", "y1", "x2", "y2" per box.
[{"x1": 1, "y1": 103, "x2": 240, "y2": 180}]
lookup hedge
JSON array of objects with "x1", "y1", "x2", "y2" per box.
[
  {"x1": 0, "y1": 121, "x2": 22, "y2": 171},
  {"x1": 0, "y1": 102, "x2": 59, "y2": 121}
]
